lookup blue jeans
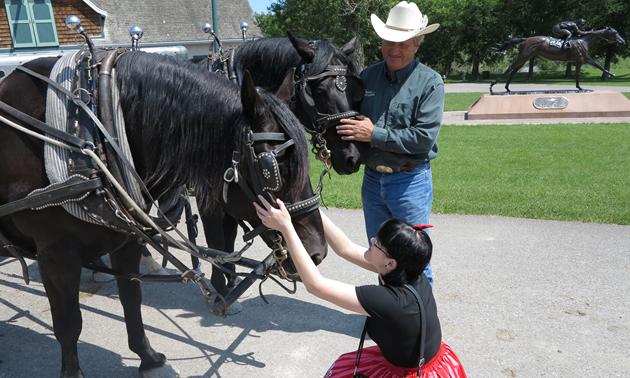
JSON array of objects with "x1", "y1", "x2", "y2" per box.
[{"x1": 362, "y1": 162, "x2": 434, "y2": 286}]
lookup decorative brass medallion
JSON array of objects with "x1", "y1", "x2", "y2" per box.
[{"x1": 533, "y1": 96, "x2": 569, "y2": 110}]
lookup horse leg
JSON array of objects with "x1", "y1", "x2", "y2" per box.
[
  {"x1": 37, "y1": 246, "x2": 85, "y2": 378},
  {"x1": 222, "y1": 215, "x2": 240, "y2": 289},
  {"x1": 504, "y1": 59, "x2": 529, "y2": 92},
  {"x1": 492, "y1": 57, "x2": 527, "y2": 93},
  {"x1": 575, "y1": 63, "x2": 582, "y2": 90},
  {"x1": 108, "y1": 243, "x2": 168, "y2": 372},
  {"x1": 202, "y1": 210, "x2": 239, "y2": 295},
  {"x1": 585, "y1": 55, "x2": 616, "y2": 77},
  {"x1": 490, "y1": 65, "x2": 513, "y2": 92}
]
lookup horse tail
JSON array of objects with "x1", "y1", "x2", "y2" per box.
[{"x1": 493, "y1": 38, "x2": 528, "y2": 53}]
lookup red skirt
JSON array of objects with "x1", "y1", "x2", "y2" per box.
[{"x1": 324, "y1": 342, "x2": 466, "y2": 378}]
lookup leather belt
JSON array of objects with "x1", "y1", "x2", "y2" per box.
[{"x1": 368, "y1": 163, "x2": 419, "y2": 174}]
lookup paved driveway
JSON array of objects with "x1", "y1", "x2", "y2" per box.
[{"x1": 1, "y1": 206, "x2": 629, "y2": 377}]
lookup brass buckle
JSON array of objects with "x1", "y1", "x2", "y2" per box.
[{"x1": 375, "y1": 165, "x2": 394, "y2": 173}]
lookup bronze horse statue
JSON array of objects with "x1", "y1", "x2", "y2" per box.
[
  {"x1": 0, "y1": 50, "x2": 327, "y2": 377},
  {"x1": 490, "y1": 26, "x2": 626, "y2": 93}
]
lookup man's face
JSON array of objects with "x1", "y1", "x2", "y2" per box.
[{"x1": 381, "y1": 38, "x2": 420, "y2": 73}]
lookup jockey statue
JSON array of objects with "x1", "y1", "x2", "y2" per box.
[{"x1": 552, "y1": 19, "x2": 590, "y2": 48}]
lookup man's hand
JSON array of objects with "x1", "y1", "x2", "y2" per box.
[{"x1": 337, "y1": 115, "x2": 374, "y2": 142}]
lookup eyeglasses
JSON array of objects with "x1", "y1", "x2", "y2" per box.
[{"x1": 371, "y1": 237, "x2": 392, "y2": 258}]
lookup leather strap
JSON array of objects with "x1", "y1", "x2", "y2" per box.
[
  {"x1": 353, "y1": 317, "x2": 369, "y2": 377},
  {"x1": 405, "y1": 283, "x2": 427, "y2": 374},
  {"x1": 0, "y1": 100, "x2": 88, "y2": 151},
  {"x1": 0, "y1": 176, "x2": 102, "y2": 218},
  {"x1": 353, "y1": 284, "x2": 427, "y2": 376}
]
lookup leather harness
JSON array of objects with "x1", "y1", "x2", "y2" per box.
[{"x1": 0, "y1": 47, "x2": 322, "y2": 288}]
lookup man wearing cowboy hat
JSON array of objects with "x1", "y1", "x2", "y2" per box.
[{"x1": 338, "y1": 1, "x2": 443, "y2": 286}]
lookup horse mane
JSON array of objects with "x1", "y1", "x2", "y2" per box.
[
  {"x1": 308, "y1": 38, "x2": 359, "y2": 77},
  {"x1": 234, "y1": 37, "x2": 357, "y2": 90},
  {"x1": 114, "y1": 51, "x2": 310, "y2": 213}
]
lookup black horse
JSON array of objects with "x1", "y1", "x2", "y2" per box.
[
  {"x1": 202, "y1": 31, "x2": 367, "y2": 174},
  {"x1": 197, "y1": 32, "x2": 367, "y2": 305},
  {"x1": 0, "y1": 51, "x2": 326, "y2": 377}
]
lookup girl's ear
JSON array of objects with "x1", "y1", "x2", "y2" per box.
[{"x1": 386, "y1": 259, "x2": 397, "y2": 271}]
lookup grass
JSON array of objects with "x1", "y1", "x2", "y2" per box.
[
  {"x1": 310, "y1": 158, "x2": 364, "y2": 209},
  {"x1": 309, "y1": 123, "x2": 630, "y2": 225},
  {"x1": 444, "y1": 93, "x2": 486, "y2": 111}
]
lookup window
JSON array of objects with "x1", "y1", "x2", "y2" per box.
[{"x1": 4, "y1": 0, "x2": 59, "y2": 48}]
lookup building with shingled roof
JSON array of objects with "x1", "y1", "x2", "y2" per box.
[{"x1": 0, "y1": 0, "x2": 263, "y2": 76}]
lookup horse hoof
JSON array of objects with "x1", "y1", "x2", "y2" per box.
[
  {"x1": 141, "y1": 255, "x2": 169, "y2": 275},
  {"x1": 223, "y1": 300, "x2": 243, "y2": 315},
  {"x1": 211, "y1": 299, "x2": 243, "y2": 316},
  {"x1": 140, "y1": 360, "x2": 180, "y2": 378},
  {"x1": 92, "y1": 271, "x2": 115, "y2": 282}
]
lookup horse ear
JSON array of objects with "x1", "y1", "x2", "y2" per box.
[
  {"x1": 275, "y1": 67, "x2": 296, "y2": 103},
  {"x1": 241, "y1": 70, "x2": 265, "y2": 126},
  {"x1": 287, "y1": 30, "x2": 316, "y2": 63},
  {"x1": 340, "y1": 35, "x2": 360, "y2": 56}
]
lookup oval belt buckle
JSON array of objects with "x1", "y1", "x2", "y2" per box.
[{"x1": 375, "y1": 165, "x2": 393, "y2": 173}]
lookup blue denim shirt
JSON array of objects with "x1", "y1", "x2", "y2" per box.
[{"x1": 360, "y1": 60, "x2": 444, "y2": 167}]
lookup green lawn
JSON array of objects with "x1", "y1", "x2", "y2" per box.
[
  {"x1": 445, "y1": 93, "x2": 485, "y2": 111},
  {"x1": 310, "y1": 123, "x2": 630, "y2": 225}
]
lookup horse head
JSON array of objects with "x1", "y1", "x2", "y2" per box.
[
  {"x1": 287, "y1": 31, "x2": 368, "y2": 175},
  {"x1": 223, "y1": 70, "x2": 327, "y2": 277},
  {"x1": 114, "y1": 52, "x2": 327, "y2": 278},
  {"x1": 588, "y1": 26, "x2": 626, "y2": 46},
  {"x1": 605, "y1": 27, "x2": 626, "y2": 46}
]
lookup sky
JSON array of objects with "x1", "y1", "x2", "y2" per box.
[{"x1": 248, "y1": 0, "x2": 274, "y2": 14}]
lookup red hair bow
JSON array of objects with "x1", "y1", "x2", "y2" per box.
[{"x1": 413, "y1": 224, "x2": 433, "y2": 230}]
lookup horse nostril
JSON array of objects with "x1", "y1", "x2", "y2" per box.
[{"x1": 345, "y1": 156, "x2": 361, "y2": 171}]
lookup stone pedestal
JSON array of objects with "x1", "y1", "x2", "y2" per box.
[{"x1": 466, "y1": 90, "x2": 630, "y2": 120}]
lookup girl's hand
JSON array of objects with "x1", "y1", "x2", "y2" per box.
[{"x1": 254, "y1": 195, "x2": 292, "y2": 233}]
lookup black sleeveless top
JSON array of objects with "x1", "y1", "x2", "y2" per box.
[{"x1": 356, "y1": 274, "x2": 442, "y2": 367}]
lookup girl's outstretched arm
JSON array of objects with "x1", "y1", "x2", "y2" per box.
[{"x1": 254, "y1": 196, "x2": 368, "y2": 315}]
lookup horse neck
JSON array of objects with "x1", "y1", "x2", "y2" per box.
[{"x1": 582, "y1": 30, "x2": 606, "y2": 47}]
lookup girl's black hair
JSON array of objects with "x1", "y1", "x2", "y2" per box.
[{"x1": 378, "y1": 219, "x2": 433, "y2": 286}]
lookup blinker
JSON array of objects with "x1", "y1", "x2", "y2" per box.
[{"x1": 335, "y1": 76, "x2": 347, "y2": 92}]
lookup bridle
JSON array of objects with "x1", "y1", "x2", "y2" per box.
[
  {"x1": 293, "y1": 62, "x2": 364, "y2": 161},
  {"x1": 222, "y1": 130, "x2": 321, "y2": 278}
]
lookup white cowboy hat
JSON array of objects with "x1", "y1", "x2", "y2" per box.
[{"x1": 371, "y1": 1, "x2": 440, "y2": 43}]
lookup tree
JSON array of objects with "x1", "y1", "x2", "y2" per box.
[
  {"x1": 254, "y1": 0, "x2": 629, "y2": 81},
  {"x1": 574, "y1": 0, "x2": 630, "y2": 80}
]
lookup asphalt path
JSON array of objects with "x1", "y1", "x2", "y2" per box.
[
  {"x1": 1, "y1": 204, "x2": 629, "y2": 377},
  {"x1": 1, "y1": 83, "x2": 629, "y2": 377}
]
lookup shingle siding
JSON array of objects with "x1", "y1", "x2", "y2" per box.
[{"x1": 92, "y1": 0, "x2": 263, "y2": 45}]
